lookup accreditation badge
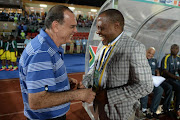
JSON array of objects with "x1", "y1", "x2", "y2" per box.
[
  {"x1": 93, "y1": 69, "x2": 100, "y2": 92},
  {"x1": 152, "y1": 62, "x2": 155, "y2": 66}
]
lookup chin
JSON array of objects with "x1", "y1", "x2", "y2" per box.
[{"x1": 66, "y1": 39, "x2": 72, "y2": 43}]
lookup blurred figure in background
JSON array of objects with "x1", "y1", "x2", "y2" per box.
[
  {"x1": 140, "y1": 47, "x2": 173, "y2": 119},
  {"x1": 8, "y1": 35, "x2": 18, "y2": 71},
  {"x1": 161, "y1": 44, "x2": 180, "y2": 119},
  {"x1": 0, "y1": 35, "x2": 6, "y2": 71},
  {"x1": 24, "y1": 35, "x2": 32, "y2": 47},
  {"x1": 75, "y1": 37, "x2": 81, "y2": 53},
  {"x1": 81, "y1": 36, "x2": 87, "y2": 53}
]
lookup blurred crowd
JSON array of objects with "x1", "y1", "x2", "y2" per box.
[{"x1": 0, "y1": 10, "x2": 92, "y2": 71}]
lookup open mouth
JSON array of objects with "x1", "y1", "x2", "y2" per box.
[
  {"x1": 99, "y1": 35, "x2": 105, "y2": 41},
  {"x1": 70, "y1": 35, "x2": 74, "y2": 39}
]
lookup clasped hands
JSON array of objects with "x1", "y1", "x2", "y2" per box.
[
  {"x1": 69, "y1": 77, "x2": 108, "y2": 105},
  {"x1": 69, "y1": 78, "x2": 96, "y2": 103}
]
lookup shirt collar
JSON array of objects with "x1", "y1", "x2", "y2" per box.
[
  {"x1": 106, "y1": 31, "x2": 124, "y2": 47},
  {"x1": 39, "y1": 29, "x2": 64, "y2": 59}
]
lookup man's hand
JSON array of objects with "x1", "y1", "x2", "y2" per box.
[
  {"x1": 77, "y1": 81, "x2": 86, "y2": 89},
  {"x1": 69, "y1": 77, "x2": 78, "y2": 89},
  {"x1": 76, "y1": 88, "x2": 96, "y2": 103}
]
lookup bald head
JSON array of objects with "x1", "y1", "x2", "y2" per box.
[{"x1": 146, "y1": 47, "x2": 156, "y2": 59}]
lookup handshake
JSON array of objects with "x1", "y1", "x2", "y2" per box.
[{"x1": 69, "y1": 77, "x2": 96, "y2": 104}]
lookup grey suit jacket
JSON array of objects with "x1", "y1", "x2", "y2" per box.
[{"x1": 83, "y1": 32, "x2": 153, "y2": 120}]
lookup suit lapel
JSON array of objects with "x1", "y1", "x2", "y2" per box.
[{"x1": 107, "y1": 32, "x2": 127, "y2": 64}]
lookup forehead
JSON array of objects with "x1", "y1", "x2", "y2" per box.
[
  {"x1": 147, "y1": 49, "x2": 155, "y2": 53},
  {"x1": 171, "y1": 46, "x2": 179, "y2": 49},
  {"x1": 96, "y1": 15, "x2": 109, "y2": 25},
  {"x1": 64, "y1": 11, "x2": 77, "y2": 24}
]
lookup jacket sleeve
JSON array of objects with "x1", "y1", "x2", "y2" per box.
[
  {"x1": 107, "y1": 43, "x2": 154, "y2": 104},
  {"x1": 82, "y1": 67, "x2": 94, "y2": 88}
]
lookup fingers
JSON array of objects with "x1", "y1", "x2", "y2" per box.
[
  {"x1": 69, "y1": 77, "x2": 78, "y2": 84},
  {"x1": 77, "y1": 82, "x2": 86, "y2": 89},
  {"x1": 88, "y1": 89, "x2": 96, "y2": 102},
  {"x1": 69, "y1": 77, "x2": 78, "y2": 89},
  {"x1": 83, "y1": 88, "x2": 96, "y2": 103}
]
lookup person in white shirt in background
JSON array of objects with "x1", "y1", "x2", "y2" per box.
[
  {"x1": 75, "y1": 37, "x2": 81, "y2": 53},
  {"x1": 61, "y1": 43, "x2": 66, "y2": 54},
  {"x1": 24, "y1": 35, "x2": 32, "y2": 47},
  {"x1": 81, "y1": 37, "x2": 87, "y2": 53}
]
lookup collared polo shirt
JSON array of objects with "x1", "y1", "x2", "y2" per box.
[
  {"x1": 161, "y1": 54, "x2": 180, "y2": 75},
  {"x1": 148, "y1": 58, "x2": 158, "y2": 75},
  {"x1": 19, "y1": 29, "x2": 70, "y2": 120}
]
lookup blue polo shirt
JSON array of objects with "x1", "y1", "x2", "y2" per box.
[
  {"x1": 148, "y1": 58, "x2": 158, "y2": 75},
  {"x1": 19, "y1": 29, "x2": 70, "y2": 120},
  {"x1": 161, "y1": 54, "x2": 180, "y2": 75}
]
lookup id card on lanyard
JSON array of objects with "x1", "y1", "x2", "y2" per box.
[
  {"x1": 92, "y1": 32, "x2": 123, "y2": 91},
  {"x1": 93, "y1": 43, "x2": 116, "y2": 92},
  {"x1": 172, "y1": 56, "x2": 179, "y2": 77}
]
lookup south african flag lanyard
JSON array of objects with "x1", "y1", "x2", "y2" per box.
[{"x1": 93, "y1": 40, "x2": 117, "y2": 91}]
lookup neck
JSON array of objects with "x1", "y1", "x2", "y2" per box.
[
  {"x1": 45, "y1": 29, "x2": 62, "y2": 47},
  {"x1": 172, "y1": 54, "x2": 177, "y2": 58}
]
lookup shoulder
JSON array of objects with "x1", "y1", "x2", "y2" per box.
[
  {"x1": 121, "y1": 33, "x2": 145, "y2": 48},
  {"x1": 151, "y1": 58, "x2": 157, "y2": 61},
  {"x1": 25, "y1": 37, "x2": 50, "y2": 56},
  {"x1": 162, "y1": 54, "x2": 171, "y2": 62},
  {"x1": 164, "y1": 54, "x2": 171, "y2": 60}
]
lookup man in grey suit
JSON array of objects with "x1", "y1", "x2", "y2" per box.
[{"x1": 79, "y1": 9, "x2": 153, "y2": 120}]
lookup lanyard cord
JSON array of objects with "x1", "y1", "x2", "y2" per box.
[{"x1": 172, "y1": 56, "x2": 178, "y2": 72}]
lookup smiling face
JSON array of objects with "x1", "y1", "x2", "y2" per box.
[
  {"x1": 146, "y1": 48, "x2": 155, "y2": 59},
  {"x1": 56, "y1": 10, "x2": 77, "y2": 45},
  {"x1": 96, "y1": 14, "x2": 119, "y2": 45},
  {"x1": 171, "y1": 45, "x2": 179, "y2": 56}
]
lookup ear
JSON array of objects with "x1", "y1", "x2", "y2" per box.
[
  {"x1": 114, "y1": 22, "x2": 120, "y2": 30},
  {"x1": 51, "y1": 21, "x2": 59, "y2": 33}
]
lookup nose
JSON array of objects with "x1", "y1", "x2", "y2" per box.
[{"x1": 74, "y1": 27, "x2": 78, "y2": 33}]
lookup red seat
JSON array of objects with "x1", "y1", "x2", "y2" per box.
[
  {"x1": 27, "y1": 33, "x2": 31, "y2": 37},
  {"x1": 31, "y1": 33, "x2": 37, "y2": 38}
]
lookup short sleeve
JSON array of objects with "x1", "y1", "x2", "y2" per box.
[{"x1": 26, "y1": 52, "x2": 55, "y2": 93}]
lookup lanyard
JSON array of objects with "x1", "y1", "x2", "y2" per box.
[
  {"x1": 98, "y1": 45, "x2": 116, "y2": 86},
  {"x1": 96, "y1": 44, "x2": 115, "y2": 73},
  {"x1": 100, "y1": 46, "x2": 112, "y2": 71},
  {"x1": 94, "y1": 32, "x2": 123, "y2": 87},
  {"x1": 172, "y1": 56, "x2": 178, "y2": 72},
  {"x1": 95, "y1": 42, "x2": 117, "y2": 87}
]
